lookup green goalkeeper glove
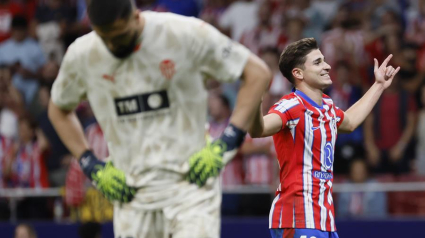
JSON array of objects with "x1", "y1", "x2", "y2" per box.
[
  {"x1": 79, "y1": 151, "x2": 136, "y2": 203},
  {"x1": 188, "y1": 139, "x2": 226, "y2": 187},
  {"x1": 188, "y1": 123, "x2": 246, "y2": 187}
]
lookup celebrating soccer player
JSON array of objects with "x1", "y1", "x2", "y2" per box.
[
  {"x1": 249, "y1": 38, "x2": 399, "y2": 238},
  {"x1": 48, "y1": 0, "x2": 271, "y2": 237}
]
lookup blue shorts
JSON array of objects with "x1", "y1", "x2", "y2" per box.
[{"x1": 270, "y1": 228, "x2": 339, "y2": 238}]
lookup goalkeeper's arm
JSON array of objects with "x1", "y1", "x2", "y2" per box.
[
  {"x1": 188, "y1": 54, "x2": 271, "y2": 187},
  {"x1": 228, "y1": 53, "x2": 272, "y2": 134},
  {"x1": 48, "y1": 101, "x2": 135, "y2": 202},
  {"x1": 48, "y1": 100, "x2": 90, "y2": 159}
]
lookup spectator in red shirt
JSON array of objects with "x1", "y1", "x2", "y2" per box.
[
  {"x1": 7, "y1": 115, "x2": 50, "y2": 219},
  {"x1": 0, "y1": 0, "x2": 25, "y2": 42},
  {"x1": 10, "y1": 115, "x2": 49, "y2": 188}
]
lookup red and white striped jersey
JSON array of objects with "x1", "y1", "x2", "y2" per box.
[
  {"x1": 268, "y1": 90, "x2": 344, "y2": 232},
  {"x1": 12, "y1": 142, "x2": 49, "y2": 188}
]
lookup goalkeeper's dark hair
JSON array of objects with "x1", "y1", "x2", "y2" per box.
[{"x1": 87, "y1": 0, "x2": 135, "y2": 26}]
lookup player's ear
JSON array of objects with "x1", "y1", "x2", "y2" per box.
[{"x1": 292, "y1": 68, "x2": 303, "y2": 81}]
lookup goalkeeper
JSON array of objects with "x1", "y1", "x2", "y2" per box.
[{"x1": 48, "y1": 0, "x2": 271, "y2": 237}]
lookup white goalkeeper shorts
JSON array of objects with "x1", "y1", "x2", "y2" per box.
[{"x1": 113, "y1": 179, "x2": 221, "y2": 238}]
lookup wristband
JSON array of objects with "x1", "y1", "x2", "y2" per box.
[
  {"x1": 79, "y1": 150, "x2": 105, "y2": 178},
  {"x1": 219, "y1": 123, "x2": 246, "y2": 151}
]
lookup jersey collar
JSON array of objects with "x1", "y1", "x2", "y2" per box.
[{"x1": 294, "y1": 89, "x2": 323, "y2": 109}]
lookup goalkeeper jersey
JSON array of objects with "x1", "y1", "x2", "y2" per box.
[{"x1": 51, "y1": 11, "x2": 250, "y2": 191}]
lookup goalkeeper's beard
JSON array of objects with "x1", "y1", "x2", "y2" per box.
[{"x1": 109, "y1": 32, "x2": 139, "y2": 59}]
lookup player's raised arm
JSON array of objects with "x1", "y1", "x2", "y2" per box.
[{"x1": 339, "y1": 54, "x2": 400, "y2": 132}]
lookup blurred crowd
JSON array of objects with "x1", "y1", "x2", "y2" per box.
[{"x1": 1, "y1": 0, "x2": 425, "y2": 221}]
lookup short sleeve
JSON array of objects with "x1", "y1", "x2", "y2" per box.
[
  {"x1": 190, "y1": 19, "x2": 251, "y2": 83},
  {"x1": 334, "y1": 105, "x2": 345, "y2": 128},
  {"x1": 268, "y1": 98, "x2": 301, "y2": 130},
  {"x1": 51, "y1": 43, "x2": 86, "y2": 111}
]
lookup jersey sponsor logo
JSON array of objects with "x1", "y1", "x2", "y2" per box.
[
  {"x1": 313, "y1": 170, "x2": 333, "y2": 180},
  {"x1": 159, "y1": 59, "x2": 175, "y2": 80},
  {"x1": 114, "y1": 90, "x2": 170, "y2": 116},
  {"x1": 324, "y1": 142, "x2": 334, "y2": 170}
]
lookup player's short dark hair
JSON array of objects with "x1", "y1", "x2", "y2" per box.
[
  {"x1": 279, "y1": 38, "x2": 318, "y2": 84},
  {"x1": 87, "y1": 0, "x2": 134, "y2": 26}
]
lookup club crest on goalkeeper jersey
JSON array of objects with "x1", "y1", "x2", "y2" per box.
[
  {"x1": 267, "y1": 90, "x2": 345, "y2": 232},
  {"x1": 51, "y1": 11, "x2": 250, "y2": 188}
]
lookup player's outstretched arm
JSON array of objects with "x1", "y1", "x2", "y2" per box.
[
  {"x1": 339, "y1": 54, "x2": 400, "y2": 132},
  {"x1": 48, "y1": 101, "x2": 136, "y2": 202}
]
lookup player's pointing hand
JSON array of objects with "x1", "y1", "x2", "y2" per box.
[{"x1": 374, "y1": 54, "x2": 401, "y2": 89}]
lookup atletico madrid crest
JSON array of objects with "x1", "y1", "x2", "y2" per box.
[{"x1": 160, "y1": 59, "x2": 175, "y2": 80}]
